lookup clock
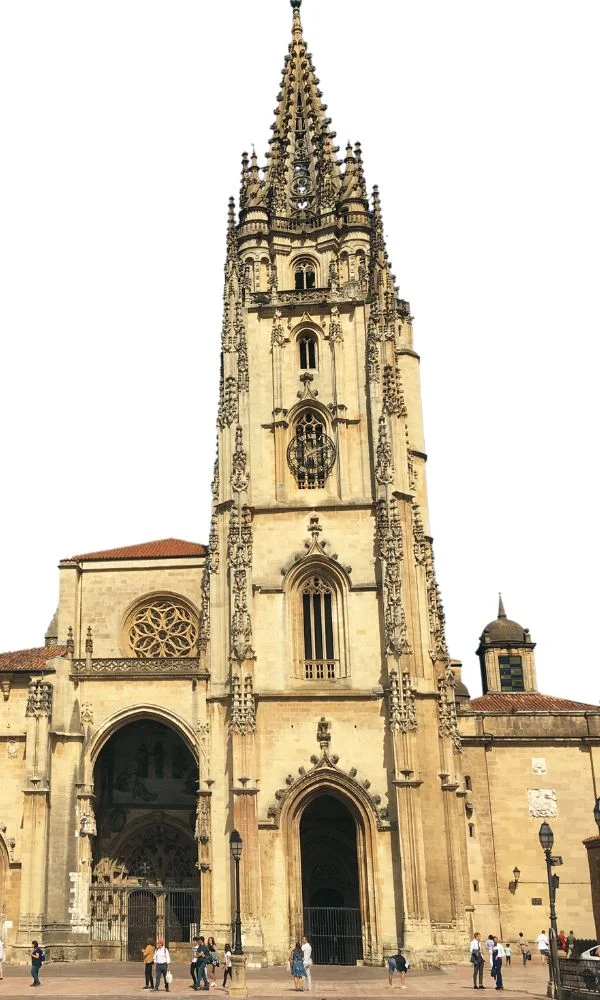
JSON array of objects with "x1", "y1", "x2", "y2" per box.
[{"x1": 287, "y1": 413, "x2": 336, "y2": 488}]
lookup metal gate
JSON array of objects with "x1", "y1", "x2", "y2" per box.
[
  {"x1": 90, "y1": 885, "x2": 200, "y2": 960},
  {"x1": 303, "y1": 907, "x2": 363, "y2": 965}
]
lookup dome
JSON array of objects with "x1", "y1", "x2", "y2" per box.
[{"x1": 479, "y1": 595, "x2": 532, "y2": 646}]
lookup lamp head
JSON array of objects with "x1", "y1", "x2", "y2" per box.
[
  {"x1": 538, "y1": 822, "x2": 554, "y2": 852},
  {"x1": 594, "y1": 796, "x2": 600, "y2": 833},
  {"x1": 512, "y1": 866, "x2": 521, "y2": 884},
  {"x1": 230, "y1": 828, "x2": 243, "y2": 860}
]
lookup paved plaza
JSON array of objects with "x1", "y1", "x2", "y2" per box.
[{"x1": 0, "y1": 960, "x2": 549, "y2": 999}]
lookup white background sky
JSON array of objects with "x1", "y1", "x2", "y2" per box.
[{"x1": 0, "y1": 0, "x2": 598, "y2": 702}]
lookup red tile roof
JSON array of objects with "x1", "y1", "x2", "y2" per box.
[
  {"x1": 64, "y1": 538, "x2": 207, "y2": 562},
  {"x1": 0, "y1": 646, "x2": 66, "y2": 673},
  {"x1": 467, "y1": 692, "x2": 598, "y2": 713}
]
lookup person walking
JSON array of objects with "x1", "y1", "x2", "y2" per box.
[
  {"x1": 536, "y1": 930, "x2": 550, "y2": 963},
  {"x1": 566, "y1": 931, "x2": 576, "y2": 958},
  {"x1": 492, "y1": 938, "x2": 505, "y2": 991},
  {"x1": 190, "y1": 936, "x2": 201, "y2": 989},
  {"x1": 504, "y1": 943, "x2": 511, "y2": 966},
  {"x1": 222, "y1": 944, "x2": 232, "y2": 990},
  {"x1": 387, "y1": 949, "x2": 408, "y2": 988},
  {"x1": 301, "y1": 936, "x2": 313, "y2": 992},
  {"x1": 470, "y1": 932, "x2": 486, "y2": 989},
  {"x1": 518, "y1": 933, "x2": 530, "y2": 966},
  {"x1": 153, "y1": 938, "x2": 171, "y2": 992},
  {"x1": 207, "y1": 936, "x2": 219, "y2": 988},
  {"x1": 289, "y1": 941, "x2": 306, "y2": 993},
  {"x1": 485, "y1": 935, "x2": 495, "y2": 970},
  {"x1": 142, "y1": 939, "x2": 155, "y2": 990},
  {"x1": 195, "y1": 937, "x2": 211, "y2": 991},
  {"x1": 557, "y1": 931, "x2": 567, "y2": 954},
  {"x1": 30, "y1": 941, "x2": 45, "y2": 988}
]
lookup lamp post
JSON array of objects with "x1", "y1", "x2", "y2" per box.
[
  {"x1": 228, "y1": 829, "x2": 247, "y2": 999},
  {"x1": 230, "y1": 829, "x2": 244, "y2": 955},
  {"x1": 539, "y1": 822, "x2": 562, "y2": 1000}
]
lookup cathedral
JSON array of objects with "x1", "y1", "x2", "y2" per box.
[{"x1": 0, "y1": 0, "x2": 597, "y2": 968}]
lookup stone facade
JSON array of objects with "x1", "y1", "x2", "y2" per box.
[{"x1": 0, "y1": 0, "x2": 597, "y2": 969}]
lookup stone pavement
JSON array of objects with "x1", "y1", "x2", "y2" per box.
[{"x1": 0, "y1": 961, "x2": 549, "y2": 999}]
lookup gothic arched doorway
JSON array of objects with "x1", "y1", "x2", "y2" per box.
[
  {"x1": 300, "y1": 794, "x2": 363, "y2": 965},
  {"x1": 90, "y1": 719, "x2": 199, "y2": 959}
]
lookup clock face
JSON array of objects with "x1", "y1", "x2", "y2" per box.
[{"x1": 287, "y1": 412, "x2": 336, "y2": 488}]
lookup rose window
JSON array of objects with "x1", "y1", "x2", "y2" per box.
[{"x1": 127, "y1": 598, "x2": 198, "y2": 658}]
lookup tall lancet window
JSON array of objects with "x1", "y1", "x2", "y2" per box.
[
  {"x1": 299, "y1": 332, "x2": 317, "y2": 371},
  {"x1": 302, "y1": 576, "x2": 336, "y2": 680},
  {"x1": 294, "y1": 259, "x2": 317, "y2": 290}
]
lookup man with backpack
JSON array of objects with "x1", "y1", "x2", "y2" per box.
[{"x1": 30, "y1": 940, "x2": 45, "y2": 987}]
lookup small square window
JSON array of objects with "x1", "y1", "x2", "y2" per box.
[{"x1": 499, "y1": 655, "x2": 524, "y2": 692}]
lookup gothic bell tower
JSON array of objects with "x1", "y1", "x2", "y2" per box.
[{"x1": 201, "y1": 0, "x2": 470, "y2": 963}]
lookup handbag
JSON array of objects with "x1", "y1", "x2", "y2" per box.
[
  {"x1": 165, "y1": 971, "x2": 173, "y2": 985},
  {"x1": 210, "y1": 950, "x2": 220, "y2": 966},
  {"x1": 526, "y1": 952, "x2": 532, "y2": 961}
]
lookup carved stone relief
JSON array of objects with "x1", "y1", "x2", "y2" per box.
[
  {"x1": 80, "y1": 703, "x2": 94, "y2": 726},
  {"x1": 375, "y1": 414, "x2": 394, "y2": 485},
  {"x1": 231, "y1": 425, "x2": 249, "y2": 494},
  {"x1": 376, "y1": 498, "x2": 410, "y2": 656},
  {"x1": 388, "y1": 670, "x2": 418, "y2": 733},
  {"x1": 367, "y1": 320, "x2": 381, "y2": 382},
  {"x1": 25, "y1": 679, "x2": 52, "y2": 719},
  {"x1": 532, "y1": 758, "x2": 547, "y2": 775},
  {"x1": 426, "y1": 550, "x2": 449, "y2": 664},
  {"x1": 229, "y1": 673, "x2": 256, "y2": 735},
  {"x1": 7, "y1": 739, "x2": 18, "y2": 759},
  {"x1": 437, "y1": 676, "x2": 462, "y2": 754},
  {"x1": 528, "y1": 789, "x2": 557, "y2": 818}
]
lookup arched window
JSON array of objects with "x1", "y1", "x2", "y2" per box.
[
  {"x1": 302, "y1": 576, "x2": 336, "y2": 680},
  {"x1": 293, "y1": 259, "x2": 317, "y2": 291},
  {"x1": 299, "y1": 332, "x2": 317, "y2": 370},
  {"x1": 287, "y1": 410, "x2": 336, "y2": 490},
  {"x1": 465, "y1": 775, "x2": 473, "y2": 791}
]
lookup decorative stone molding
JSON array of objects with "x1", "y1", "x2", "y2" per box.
[
  {"x1": 264, "y1": 749, "x2": 388, "y2": 830},
  {"x1": 198, "y1": 722, "x2": 210, "y2": 778},
  {"x1": 7, "y1": 739, "x2": 18, "y2": 759},
  {"x1": 198, "y1": 569, "x2": 210, "y2": 651},
  {"x1": 388, "y1": 670, "x2": 417, "y2": 733},
  {"x1": 280, "y1": 514, "x2": 352, "y2": 578},
  {"x1": 271, "y1": 309, "x2": 286, "y2": 347},
  {"x1": 528, "y1": 788, "x2": 557, "y2": 818},
  {"x1": 211, "y1": 452, "x2": 220, "y2": 501},
  {"x1": 317, "y1": 717, "x2": 331, "y2": 749},
  {"x1": 1, "y1": 679, "x2": 10, "y2": 702},
  {"x1": 72, "y1": 658, "x2": 202, "y2": 678},
  {"x1": 437, "y1": 673, "x2": 462, "y2": 755},
  {"x1": 426, "y1": 548, "x2": 449, "y2": 664},
  {"x1": 208, "y1": 512, "x2": 220, "y2": 574},
  {"x1": 329, "y1": 305, "x2": 343, "y2": 343},
  {"x1": 80, "y1": 703, "x2": 94, "y2": 726},
  {"x1": 231, "y1": 425, "x2": 249, "y2": 494},
  {"x1": 25, "y1": 679, "x2": 52, "y2": 719},
  {"x1": 229, "y1": 673, "x2": 256, "y2": 735},
  {"x1": 382, "y1": 364, "x2": 407, "y2": 417},
  {"x1": 218, "y1": 375, "x2": 239, "y2": 428},
  {"x1": 411, "y1": 500, "x2": 427, "y2": 566},
  {"x1": 532, "y1": 757, "x2": 547, "y2": 774},
  {"x1": 375, "y1": 414, "x2": 394, "y2": 485},
  {"x1": 195, "y1": 793, "x2": 211, "y2": 844},
  {"x1": 375, "y1": 498, "x2": 410, "y2": 656},
  {"x1": 366, "y1": 320, "x2": 381, "y2": 382}
]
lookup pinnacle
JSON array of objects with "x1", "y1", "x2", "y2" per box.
[{"x1": 498, "y1": 593, "x2": 507, "y2": 619}]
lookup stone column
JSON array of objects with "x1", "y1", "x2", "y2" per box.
[
  {"x1": 584, "y1": 835, "x2": 600, "y2": 940},
  {"x1": 16, "y1": 679, "x2": 53, "y2": 952},
  {"x1": 388, "y1": 669, "x2": 433, "y2": 951}
]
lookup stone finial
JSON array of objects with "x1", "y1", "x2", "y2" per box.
[
  {"x1": 317, "y1": 717, "x2": 331, "y2": 750},
  {"x1": 85, "y1": 626, "x2": 93, "y2": 656},
  {"x1": 498, "y1": 593, "x2": 506, "y2": 619},
  {"x1": 66, "y1": 626, "x2": 75, "y2": 657}
]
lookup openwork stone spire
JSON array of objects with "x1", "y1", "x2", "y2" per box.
[{"x1": 241, "y1": 1, "x2": 343, "y2": 222}]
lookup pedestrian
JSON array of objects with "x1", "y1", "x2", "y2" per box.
[
  {"x1": 558, "y1": 931, "x2": 567, "y2": 954},
  {"x1": 0, "y1": 935, "x2": 4, "y2": 981},
  {"x1": 195, "y1": 936, "x2": 211, "y2": 991},
  {"x1": 289, "y1": 941, "x2": 306, "y2": 993},
  {"x1": 387, "y1": 949, "x2": 408, "y2": 988},
  {"x1": 222, "y1": 943, "x2": 232, "y2": 989},
  {"x1": 566, "y1": 931, "x2": 576, "y2": 958},
  {"x1": 190, "y1": 936, "x2": 200, "y2": 989},
  {"x1": 536, "y1": 930, "x2": 550, "y2": 963},
  {"x1": 486, "y1": 935, "x2": 495, "y2": 970},
  {"x1": 301, "y1": 936, "x2": 313, "y2": 992},
  {"x1": 518, "y1": 933, "x2": 530, "y2": 966},
  {"x1": 504, "y1": 943, "x2": 511, "y2": 966},
  {"x1": 142, "y1": 938, "x2": 155, "y2": 990},
  {"x1": 207, "y1": 936, "x2": 219, "y2": 988},
  {"x1": 30, "y1": 940, "x2": 45, "y2": 988},
  {"x1": 470, "y1": 932, "x2": 486, "y2": 989},
  {"x1": 153, "y1": 937, "x2": 171, "y2": 992},
  {"x1": 492, "y1": 938, "x2": 505, "y2": 991}
]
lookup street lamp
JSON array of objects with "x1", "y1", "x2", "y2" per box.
[
  {"x1": 512, "y1": 866, "x2": 521, "y2": 886},
  {"x1": 229, "y1": 829, "x2": 244, "y2": 956},
  {"x1": 538, "y1": 823, "x2": 562, "y2": 1000},
  {"x1": 594, "y1": 797, "x2": 600, "y2": 833}
]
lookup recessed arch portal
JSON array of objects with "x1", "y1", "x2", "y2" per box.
[{"x1": 281, "y1": 770, "x2": 382, "y2": 966}]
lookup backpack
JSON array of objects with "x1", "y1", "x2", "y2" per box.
[{"x1": 39, "y1": 949, "x2": 46, "y2": 963}]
